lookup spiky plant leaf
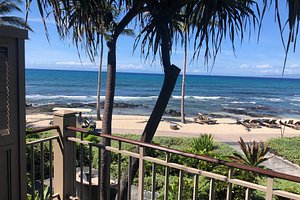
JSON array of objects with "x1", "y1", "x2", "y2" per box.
[{"x1": 229, "y1": 137, "x2": 270, "y2": 167}]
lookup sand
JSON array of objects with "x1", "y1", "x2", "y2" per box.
[{"x1": 26, "y1": 113, "x2": 300, "y2": 145}]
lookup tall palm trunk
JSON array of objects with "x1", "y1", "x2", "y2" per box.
[
  {"x1": 119, "y1": 24, "x2": 181, "y2": 200},
  {"x1": 181, "y1": 30, "x2": 187, "y2": 123},
  {"x1": 99, "y1": 7, "x2": 140, "y2": 199},
  {"x1": 100, "y1": 39, "x2": 116, "y2": 200},
  {"x1": 96, "y1": 34, "x2": 104, "y2": 120}
]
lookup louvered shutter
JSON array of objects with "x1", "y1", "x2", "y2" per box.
[{"x1": 0, "y1": 47, "x2": 9, "y2": 136}]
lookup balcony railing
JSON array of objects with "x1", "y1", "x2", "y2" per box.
[
  {"x1": 26, "y1": 126, "x2": 61, "y2": 200},
  {"x1": 26, "y1": 111, "x2": 300, "y2": 200}
]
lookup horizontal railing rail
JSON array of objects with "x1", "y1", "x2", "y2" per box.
[
  {"x1": 66, "y1": 126, "x2": 300, "y2": 184},
  {"x1": 66, "y1": 126, "x2": 300, "y2": 200},
  {"x1": 26, "y1": 125, "x2": 60, "y2": 135}
]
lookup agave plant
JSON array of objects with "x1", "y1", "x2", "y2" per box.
[
  {"x1": 191, "y1": 133, "x2": 215, "y2": 153},
  {"x1": 230, "y1": 137, "x2": 270, "y2": 167}
]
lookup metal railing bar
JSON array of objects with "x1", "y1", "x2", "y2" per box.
[
  {"x1": 117, "y1": 141, "x2": 122, "y2": 200},
  {"x1": 40, "y1": 142, "x2": 45, "y2": 200},
  {"x1": 26, "y1": 135, "x2": 59, "y2": 145},
  {"x1": 26, "y1": 126, "x2": 60, "y2": 135},
  {"x1": 31, "y1": 144, "x2": 35, "y2": 199},
  {"x1": 193, "y1": 174, "x2": 199, "y2": 200},
  {"x1": 151, "y1": 163, "x2": 156, "y2": 200},
  {"x1": 144, "y1": 156, "x2": 228, "y2": 181},
  {"x1": 98, "y1": 148, "x2": 101, "y2": 200},
  {"x1": 138, "y1": 147, "x2": 145, "y2": 200},
  {"x1": 178, "y1": 170, "x2": 183, "y2": 200},
  {"x1": 49, "y1": 140, "x2": 53, "y2": 199},
  {"x1": 66, "y1": 126, "x2": 300, "y2": 183},
  {"x1": 230, "y1": 179, "x2": 266, "y2": 192},
  {"x1": 226, "y1": 168, "x2": 233, "y2": 200},
  {"x1": 106, "y1": 147, "x2": 139, "y2": 158},
  {"x1": 80, "y1": 133, "x2": 84, "y2": 200},
  {"x1": 164, "y1": 153, "x2": 170, "y2": 200},
  {"x1": 127, "y1": 156, "x2": 132, "y2": 200},
  {"x1": 209, "y1": 178, "x2": 215, "y2": 200},
  {"x1": 89, "y1": 144, "x2": 92, "y2": 200},
  {"x1": 245, "y1": 188, "x2": 250, "y2": 200},
  {"x1": 273, "y1": 190, "x2": 300, "y2": 199},
  {"x1": 67, "y1": 137, "x2": 105, "y2": 149}
]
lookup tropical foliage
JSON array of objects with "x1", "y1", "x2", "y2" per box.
[
  {"x1": 0, "y1": 0, "x2": 31, "y2": 30},
  {"x1": 230, "y1": 137, "x2": 270, "y2": 167},
  {"x1": 27, "y1": 0, "x2": 300, "y2": 199},
  {"x1": 191, "y1": 133, "x2": 215, "y2": 153}
]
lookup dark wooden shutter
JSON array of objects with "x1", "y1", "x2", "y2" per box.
[{"x1": 0, "y1": 47, "x2": 9, "y2": 136}]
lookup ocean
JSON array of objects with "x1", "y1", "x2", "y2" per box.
[{"x1": 26, "y1": 69, "x2": 300, "y2": 118}]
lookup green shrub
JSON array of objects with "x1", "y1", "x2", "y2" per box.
[
  {"x1": 191, "y1": 134, "x2": 215, "y2": 153},
  {"x1": 229, "y1": 137, "x2": 270, "y2": 167},
  {"x1": 267, "y1": 136, "x2": 300, "y2": 166}
]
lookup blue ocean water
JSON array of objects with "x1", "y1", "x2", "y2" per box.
[{"x1": 26, "y1": 69, "x2": 300, "y2": 118}]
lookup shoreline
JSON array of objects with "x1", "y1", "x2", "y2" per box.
[
  {"x1": 26, "y1": 101, "x2": 297, "y2": 119},
  {"x1": 26, "y1": 105, "x2": 300, "y2": 144}
]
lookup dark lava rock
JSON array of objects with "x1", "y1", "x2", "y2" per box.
[
  {"x1": 208, "y1": 113, "x2": 231, "y2": 118},
  {"x1": 165, "y1": 109, "x2": 181, "y2": 116}
]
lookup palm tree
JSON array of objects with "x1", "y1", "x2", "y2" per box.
[
  {"x1": 0, "y1": 0, "x2": 31, "y2": 30},
  {"x1": 30, "y1": 0, "x2": 300, "y2": 199},
  {"x1": 181, "y1": 21, "x2": 188, "y2": 123},
  {"x1": 96, "y1": 34, "x2": 104, "y2": 121}
]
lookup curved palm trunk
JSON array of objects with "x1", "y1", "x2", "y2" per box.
[
  {"x1": 96, "y1": 34, "x2": 104, "y2": 120},
  {"x1": 119, "y1": 24, "x2": 181, "y2": 199},
  {"x1": 100, "y1": 39, "x2": 116, "y2": 200},
  {"x1": 181, "y1": 30, "x2": 187, "y2": 123}
]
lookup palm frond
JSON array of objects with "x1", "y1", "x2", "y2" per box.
[
  {"x1": 0, "y1": 0, "x2": 32, "y2": 30},
  {"x1": 188, "y1": 0, "x2": 258, "y2": 66}
]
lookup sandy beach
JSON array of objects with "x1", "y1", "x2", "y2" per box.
[{"x1": 26, "y1": 112, "x2": 300, "y2": 145}]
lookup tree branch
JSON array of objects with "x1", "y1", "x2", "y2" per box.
[{"x1": 113, "y1": 1, "x2": 144, "y2": 38}]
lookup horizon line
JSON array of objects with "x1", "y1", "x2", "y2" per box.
[{"x1": 25, "y1": 67, "x2": 300, "y2": 80}]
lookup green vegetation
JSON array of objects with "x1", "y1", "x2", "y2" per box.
[
  {"x1": 191, "y1": 133, "x2": 215, "y2": 153},
  {"x1": 230, "y1": 137, "x2": 270, "y2": 167},
  {"x1": 26, "y1": 132, "x2": 300, "y2": 199},
  {"x1": 267, "y1": 136, "x2": 300, "y2": 166}
]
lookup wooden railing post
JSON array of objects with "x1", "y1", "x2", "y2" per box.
[
  {"x1": 138, "y1": 147, "x2": 145, "y2": 200},
  {"x1": 226, "y1": 168, "x2": 233, "y2": 200},
  {"x1": 53, "y1": 111, "x2": 77, "y2": 199},
  {"x1": 265, "y1": 177, "x2": 274, "y2": 200}
]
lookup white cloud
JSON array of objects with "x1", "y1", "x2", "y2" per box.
[
  {"x1": 259, "y1": 69, "x2": 280, "y2": 74},
  {"x1": 256, "y1": 64, "x2": 272, "y2": 69},
  {"x1": 239, "y1": 64, "x2": 249, "y2": 69},
  {"x1": 55, "y1": 61, "x2": 95, "y2": 66},
  {"x1": 192, "y1": 69, "x2": 201, "y2": 73},
  {"x1": 118, "y1": 64, "x2": 144, "y2": 70},
  {"x1": 289, "y1": 64, "x2": 300, "y2": 68},
  {"x1": 27, "y1": 18, "x2": 56, "y2": 24}
]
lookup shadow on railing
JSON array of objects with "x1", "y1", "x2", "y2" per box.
[{"x1": 26, "y1": 123, "x2": 300, "y2": 200}]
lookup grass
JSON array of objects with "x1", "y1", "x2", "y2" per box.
[{"x1": 267, "y1": 136, "x2": 300, "y2": 166}]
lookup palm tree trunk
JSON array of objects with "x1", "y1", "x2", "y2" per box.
[
  {"x1": 119, "y1": 24, "x2": 181, "y2": 200},
  {"x1": 100, "y1": 39, "x2": 116, "y2": 200},
  {"x1": 181, "y1": 30, "x2": 187, "y2": 123},
  {"x1": 96, "y1": 34, "x2": 104, "y2": 120}
]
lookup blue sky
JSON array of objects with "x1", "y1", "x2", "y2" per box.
[{"x1": 23, "y1": 1, "x2": 300, "y2": 78}]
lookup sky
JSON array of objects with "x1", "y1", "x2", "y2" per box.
[{"x1": 21, "y1": 1, "x2": 300, "y2": 78}]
